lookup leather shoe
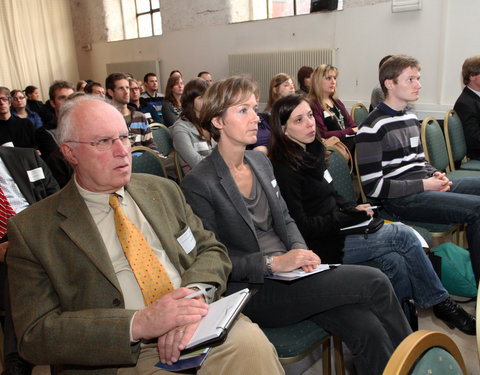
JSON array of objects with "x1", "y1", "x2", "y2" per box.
[{"x1": 433, "y1": 297, "x2": 476, "y2": 335}]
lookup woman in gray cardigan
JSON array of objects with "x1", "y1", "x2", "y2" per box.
[
  {"x1": 181, "y1": 76, "x2": 411, "y2": 375},
  {"x1": 170, "y1": 78, "x2": 217, "y2": 174}
]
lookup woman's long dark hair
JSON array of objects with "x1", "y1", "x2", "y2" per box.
[
  {"x1": 268, "y1": 94, "x2": 325, "y2": 171},
  {"x1": 179, "y1": 78, "x2": 209, "y2": 136}
]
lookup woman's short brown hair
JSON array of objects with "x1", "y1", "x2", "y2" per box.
[{"x1": 200, "y1": 76, "x2": 259, "y2": 142}]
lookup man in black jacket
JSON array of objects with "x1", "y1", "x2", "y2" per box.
[
  {"x1": 454, "y1": 55, "x2": 480, "y2": 160},
  {"x1": 0, "y1": 146, "x2": 59, "y2": 375}
]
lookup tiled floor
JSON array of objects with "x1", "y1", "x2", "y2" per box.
[{"x1": 10, "y1": 299, "x2": 480, "y2": 375}]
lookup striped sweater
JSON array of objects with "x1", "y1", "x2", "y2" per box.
[
  {"x1": 356, "y1": 103, "x2": 436, "y2": 199},
  {"x1": 124, "y1": 106, "x2": 157, "y2": 151}
]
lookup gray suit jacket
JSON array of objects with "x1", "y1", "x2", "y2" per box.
[
  {"x1": 7, "y1": 174, "x2": 231, "y2": 375},
  {"x1": 181, "y1": 148, "x2": 306, "y2": 291}
]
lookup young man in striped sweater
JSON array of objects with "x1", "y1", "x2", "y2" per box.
[{"x1": 356, "y1": 55, "x2": 480, "y2": 334}]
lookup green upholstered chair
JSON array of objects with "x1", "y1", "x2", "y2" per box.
[
  {"x1": 444, "y1": 109, "x2": 480, "y2": 172},
  {"x1": 326, "y1": 146, "x2": 356, "y2": 202},
  {"x1": 382, "y1": 330, "x2": 466, "y2": 375},
  {"x1": 350, "y1": 102, "x2": 368, "y2": 126},
  {"x1": 149, "y1": 123, "x2": 183, "y2": 182},
  {"x1": 261, "y1": 320, "x2": 344, "y2": 374},
  {"x1": 421, "y1": 117, "x2": 480, "y2": 178},
  {"x1": 131, "y1": 146, "x2": 167, "y2": 178}
]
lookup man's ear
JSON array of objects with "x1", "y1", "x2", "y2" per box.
[
  {"x1": 50, "y1": 99, "x2": 56, "y2": 109},
  {"x1": 384, "y1": 79, "x2": 394, "y2": 90},
  {"x1": 107, "y1": 88, "x2": 114, "y2": 99},
  {"x1": 60, "y1": 143, "x2": 78, "y2": 166}
]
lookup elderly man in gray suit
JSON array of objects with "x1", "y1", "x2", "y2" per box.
[{"x1": 7, "y1": 96, "x2": 283, "y2": 375}]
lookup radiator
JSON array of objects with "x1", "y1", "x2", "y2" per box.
[{"x1": 228, "y1": 49, "x2": 336, "y2": 102}]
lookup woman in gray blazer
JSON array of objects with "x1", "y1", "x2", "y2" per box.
[
  {"x1": 181, "y1": 77, "x2": 411, "y2": 375},
  {"x1": 170, "y1": 78, "x2": 217, "y2": 174}
]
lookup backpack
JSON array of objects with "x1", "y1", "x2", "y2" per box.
[{"x1": 430, "y1": 242, "x2": 477, "y2": 298}]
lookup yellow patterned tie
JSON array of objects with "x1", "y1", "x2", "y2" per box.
[{"x1": 109, "y1": 194, "x2": 173, "y2": 305}]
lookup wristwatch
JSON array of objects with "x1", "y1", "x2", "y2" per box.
[{"x1": 265, "y1": 256, "x2": 274, "y2": 275}]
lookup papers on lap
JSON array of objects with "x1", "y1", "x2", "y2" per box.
[{"x1": 266, "y1": 264, "x2": 340, "y2": 281}]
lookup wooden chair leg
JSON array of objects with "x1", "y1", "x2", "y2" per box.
[
  {"x1": 334, "y1": 336, "x2": 345, "y2": 375},
  {"x1": 322, "y1": 337, "x2": 332, "y2": 375}
]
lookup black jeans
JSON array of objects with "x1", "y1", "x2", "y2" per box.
[{"x1": 240, "y1": 265, "x2": 411, "y2": 375}]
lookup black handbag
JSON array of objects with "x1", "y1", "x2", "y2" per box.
[{"x1": 339, "y1": 216, "x2": 384, "y2": 238}]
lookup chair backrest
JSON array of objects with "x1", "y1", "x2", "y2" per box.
[
  {"x1": 326, "y1": 147, "x2": 356, "y2": 202},
  {"x1": 150, "y1": 124, "x2": 173, "y2": 155},
  {"x1": 350, "y1": 102, "x2": 368, "y2": 126},
  {"x1": 444, "y1": 109, "x2": 468, "y2": 170},
  {"x1": 383, "y1": 330, "x2": 466, "y2": 375},
  {"x1": 421, "y1": 117, "x2": 450, "y2": 172},
  {"x1": 131, "y1": 146, "x2": 167, "y2": 177},
  {"x1": 354, "y1": 149, "x2": 367, "y2": 203}
]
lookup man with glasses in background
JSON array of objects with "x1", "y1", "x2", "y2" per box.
[{"x1": 0, "y1": 87, "x2": 37, "y2": 149}]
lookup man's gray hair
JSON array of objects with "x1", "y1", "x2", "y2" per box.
[{"x1": 57, "y1": 95, "x2": 115, "y2": 144}]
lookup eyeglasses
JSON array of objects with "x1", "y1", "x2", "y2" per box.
[
  {"x1": 66, "y1": 135, "x2": 131, "y2": 151},
  {"x1": 12, "y1": 96, "x2": 26, "y2": 101},
  {"x1": 0, "y1": 97, "x2": 11, "y2": 103},
  {"x1": 130, "y1": 87, "x2": 140, "y2": 91}
]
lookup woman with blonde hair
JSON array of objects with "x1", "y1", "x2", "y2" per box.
[
  {"x1": 264, "y1": 73, "x2": 295, "y2": 113},
  {"x1": 181, "y1": 76, "x2": 411, "y2": 375},
  {"x1": 309, "y1": 64, "x2": 357, "y2": 153}
]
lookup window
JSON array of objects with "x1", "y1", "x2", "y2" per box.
[
  {"x1": 106, "y1": 0, "x2": 162, "y2": 42},
  {"x1": 135, "y1": 0, "x2": 162, "y2": 38},
  {"x1": 230, "y1": 0, "x2": 343, "y2": 23}
]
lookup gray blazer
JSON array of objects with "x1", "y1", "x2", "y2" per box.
[{"x1": 181, "y1": 148, "x2": 306, "y2": 290}]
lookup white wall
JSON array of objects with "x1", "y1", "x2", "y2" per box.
[{"x1": 75, "y1": 0, "x2": 480, "y2": 118}]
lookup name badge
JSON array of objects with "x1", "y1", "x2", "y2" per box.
[
  {"x1": 323, "y1": 111, "x2": 331, "y2": 118},
  {"x1": 410, "y1": 136, "x2": 419, "y2": 148},
  {"x1": 324, "y1": 170, "x2": 333, "y2": 183},
  {"x1": 271, "y1": 179, "x2": 277, "y2": 188},
  {"x1": 27, "y1": 167, "x2": 45, "y2": 182},
  {"x1": 193, "y1": 142, "x2": 210, "y2": 152},
  {"x1": 177, "y1": 227, "x2": 196, "y2": 254},
  {"x1": 144, "y1": 112, "x2": 151, "y2": 119},
  {"x1": 135, "y1": 135, "x2": 142, "y2": 142}
]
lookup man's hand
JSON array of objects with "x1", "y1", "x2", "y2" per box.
[
  {"x1": 132, "y1": 288, "x2": 208, "y2": 341},
  {"x1": 157, "y1": 320, "x2": 200, "y2": 364},
  {"x1": 272, "y1": 249, "x2": 321, "y2": 273},
  {"x1": 423, "y1": 172, "x2": 452, "y2": 192}
]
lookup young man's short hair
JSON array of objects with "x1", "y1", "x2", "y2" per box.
[
  {"x1": 143, "y1": 72, "x2": 157, "y2": 83},
  {"x1": 379, "y1": 55, "x2": 421, "y2": 96},
  {"x1": 105, "y1": 73, "x2": 129, "y2": 97},
  {"x1": 49, "y1": 80, "x2": 74, "y2": 101},
  {"x1": 462, "y1": 56, "x2": 480, "y2": 86}
]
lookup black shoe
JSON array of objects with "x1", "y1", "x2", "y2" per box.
[
  {"x1": 1, "y1": 359, "x2": 33, "y2": 375},
  {"x1": 433, "y1": 297, "x2": 476, "y2": 335}
]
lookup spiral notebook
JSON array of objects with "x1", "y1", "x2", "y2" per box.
[{"x1": 184, "y1": 288, "x2": 252, "y2": 351}]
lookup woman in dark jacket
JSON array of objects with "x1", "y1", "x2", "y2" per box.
[{"x1": 268, "y1": 94, "x2": 476, "y2": 335}]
